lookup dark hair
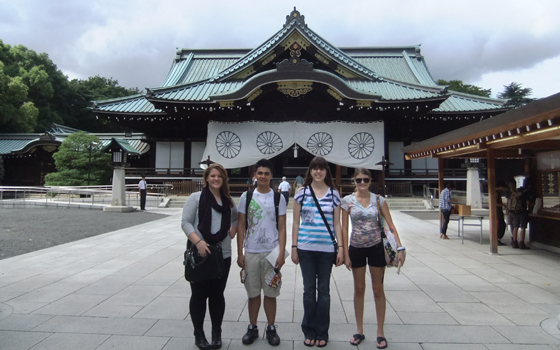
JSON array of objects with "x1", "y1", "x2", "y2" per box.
[
  {"x1": 446, "y1": 183, "x2": 455, "y2": 189},
  {"x1": 203, "y1": 163, "x2": 233, "y2": 207},
  {"x1": 255, "y1": 158, "x2": 274, "y2": 174},
  {"x1": 302, "y1": 156, "x2": 336, "y2": 189}
]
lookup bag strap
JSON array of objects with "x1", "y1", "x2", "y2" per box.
[
  {"x1": 308, "y1": 186, "x2": 337, "y2": 247},
  {"x1": 376, "y1": 195, "x2": 388, "y2": 239}
]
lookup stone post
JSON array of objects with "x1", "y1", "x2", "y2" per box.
[{"x1": 466, "y1": 167, "x2": 482, "y2": 209}]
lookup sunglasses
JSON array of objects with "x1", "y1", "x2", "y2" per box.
[{"x1": 355, "y1": 178, "x2": 370, "y2": 184}]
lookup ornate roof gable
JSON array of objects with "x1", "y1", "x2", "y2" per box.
[{"x1": 209, "y1": 7, "x2": 381, "y2": 83}]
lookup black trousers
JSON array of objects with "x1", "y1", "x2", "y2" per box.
[
  {"x1": 441, "y1": 209, "x2": 451, "y2": 235},
  {"x1": 189, "y1": 257, "x2": 231, "y2": 333},
  {"x1": 497, "y1": 210, "x2": 506, "y2": 240},
  {"x1": 140, "y1": 189, "x2": 146, "y2": 210},
  {"x1": 281, "y1": 191, "x2": 289, "y2": 206}
]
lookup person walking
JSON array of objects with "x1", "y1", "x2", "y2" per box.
[
  {"x1": 439, "y1": 183, "x2": 455, "y2": 239},
  {"x1": 496, "y1": 180, "x2": 508, "y2": 246},
  {"x1": 138, "y1": 175, "x2": 147, "y2": 210},
  {"x1": 181, "y1": 164, "x2": 238, "y2": 350},
  {"x1": 291, "y1": 156, "x2": 344, "y2": 347},
  {"x1": 237, "y1": 158, "x2": 287, "y2": 346},
  {"x1": 278, "y1": 176, "x2": 291, "y2": 206},
  {"x1": 341, "y1": 168, "x2": 405, "y2": 349}
]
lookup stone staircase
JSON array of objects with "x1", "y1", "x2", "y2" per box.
[
  {"x1": 385, "y1": 197, "x2": 428, "y2": 211},
  {"x1": 166, "y1": 196, "x2": 189, "y2": 208},
  {"x1": 165, "y1": 195, "x2": 428, "y2": 211}
]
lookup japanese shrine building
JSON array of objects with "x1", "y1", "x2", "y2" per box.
[{"x1": 89, "y1": 8, "x2": 509, "y2": 192}]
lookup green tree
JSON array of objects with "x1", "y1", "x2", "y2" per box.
[
  {"x1": 0, "y1": 61, "x2": 39, "y2": 132},
  {"x1": 437, "y1": 79, "x2": 492, "y2": 97},
  {"x1": 44, "y1": 132, "x2": 111, "y2": 186},
  {"x1": 69, "y1": 76, "x2": 140, "y2": 132},
  {"x1": 0, "y1": 39, "x2": 139, "y2": 133},
  {"x1": 498, "y1": 82, "x2": 535, "y2": 108}
]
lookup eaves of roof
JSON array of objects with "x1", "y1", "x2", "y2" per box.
[
  {"x1": 402, "y1": 92, "x2": 560, "y2": 155},
  {"x1": 93, "y1": 95, "x2": 164, "y2": 115},
  {"x1": 430, "y1": 92, "x2": 508, "y2": 113},
  {"x1": 0, "y1": 134, "x2": 149, "y2": 156}
]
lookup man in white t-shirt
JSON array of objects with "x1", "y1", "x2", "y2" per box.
[
  {"x1": 277, "y1": 176, "x2": 291, "y2": 206},
  {"x1": 138, "y1": 175, "x2": 147, "y2": 210},
  {"x1": 237, "y1": 159, "x2": 287, "y2": 346}
]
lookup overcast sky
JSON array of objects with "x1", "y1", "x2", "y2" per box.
[{"x1": 1, "y1": 0, "x2": 559, "y2": 99}]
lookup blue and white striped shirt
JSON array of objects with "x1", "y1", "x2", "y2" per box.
[{"x1": 295, "y1": 186, "x2": 341, "y2": 253}]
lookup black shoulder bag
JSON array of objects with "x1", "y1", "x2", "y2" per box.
[
  {"x1": 308, "y1": 186, "x2": 338, "y2": 265},
  {"x1": 183, "y1": 241, "x2": 224, "y2": 283}
]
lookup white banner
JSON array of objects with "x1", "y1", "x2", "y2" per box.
[{"x1": 202, "y1": 121, "x2": 384, "y2": 170}]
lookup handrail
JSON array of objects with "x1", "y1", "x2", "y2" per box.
[{"x1": 0, "y1": 185, "x2": 167, "y2": 209}]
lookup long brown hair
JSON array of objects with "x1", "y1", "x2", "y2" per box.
[
  {"x1": 302, "y1": 156, "x2": 336, "y2": 189},
  {"x1": 353, "y1": 168, "x2": 372, "y2": 192},
  {"x1": 203, "y1": 163, "x2": 234, "y2": 207}
]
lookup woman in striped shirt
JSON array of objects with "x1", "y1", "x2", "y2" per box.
[{"x1": 291, "y1": 156, "x2": 343, "y2": 347}]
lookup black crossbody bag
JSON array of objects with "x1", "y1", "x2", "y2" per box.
[{"x1": 308, "y1": 186, "x2": 338, "y2": 265}]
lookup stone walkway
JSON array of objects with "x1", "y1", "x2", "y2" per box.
[{"x1": 1, "y1": 207, "x2": 560, "y2": 349}]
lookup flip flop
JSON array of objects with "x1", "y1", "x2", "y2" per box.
[
  {"x1": 377, "y1": 336, "x2": 388, "y2": 349},
  {"x1": 316, "y1": 339, "x2": 328, "y2": 348},
  {"x1": 350, "y1": 334, "x2": 365, "y2": 345},
  {"x1": 303, "y1": 339, "x2": 315, "y2": 347}
]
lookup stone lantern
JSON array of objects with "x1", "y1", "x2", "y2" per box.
[{"x1": 101, "y1": 138, "x2": 139, "y2": 212}]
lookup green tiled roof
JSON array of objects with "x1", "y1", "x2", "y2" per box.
[
  {"x1": 93, "y1": 8, "x2": 507, "y2": 115},
  {"x1": 101, "y1": 138, "x2": 140, "y2": 155},
  {"x1": 0, "y1": 132, "x2": 150, "y2": 156},
  {"x1": 431, "y1": 92, "x2": 509, "y2": 113}
]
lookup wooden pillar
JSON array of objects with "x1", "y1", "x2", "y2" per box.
[
  {"x1": 438, "y1": 157, "x2": 444, "y2": 231},
  {"x1": 336, "y1": 165, "x2": 341, "y2": 186},
  {"x1": 487, "y1": 149, "x2": 498, "y2": 254}
]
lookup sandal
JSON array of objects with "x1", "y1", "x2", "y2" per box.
[
  {"x1": 350, "y1": 334, "x2": 365, "y2": 345},
  {"x1": 377, "y1": 336, "x2": 388, "y2": 349},
  {"x1": 303, "y1": 339, "x2": 315, "y2": 347},
  {"x1": 316, "y1": 339, "x2": 328, "y2": 347}
]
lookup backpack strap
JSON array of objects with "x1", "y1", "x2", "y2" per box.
[
  {"x1": 245, "y1": 189, "x2": 255, "y2": 230},
  {"x1": 274, "y1": 191, "x2": 280, "y2": 229}
]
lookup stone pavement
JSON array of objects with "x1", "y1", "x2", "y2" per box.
[{"x1": 1, "y1": 206, "x2": 560, "y2": 350}]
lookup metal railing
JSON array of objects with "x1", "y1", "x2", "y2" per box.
[{"x1": 0, "y1": 185, "x2": 168, "y2": 209}]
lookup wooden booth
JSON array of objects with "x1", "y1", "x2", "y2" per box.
[{"x1": 403, "y1": 92, "x2": 560, "y2": 254}]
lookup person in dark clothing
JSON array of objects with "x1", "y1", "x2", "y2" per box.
[{"x1": 496, "y1": 181, "x2": 508, "y2": 246}]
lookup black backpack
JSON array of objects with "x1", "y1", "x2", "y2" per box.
[{"x1": 245, "y1": 189, "x2": 281, "y2": 229}]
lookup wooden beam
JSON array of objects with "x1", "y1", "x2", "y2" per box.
[{"x1": 487, "y1": 149, "x2": 498, "y2": 254}]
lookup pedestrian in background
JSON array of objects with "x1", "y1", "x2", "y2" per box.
[
  {"x1": 138, "y1": 175, "x2": 147, "y2": 210},
  {"x1": 439, "y1": 183, "x2": 455, "y2": 239},
  {"x1": 278, "y1": 176, "x2": 291, "y2": 205}
]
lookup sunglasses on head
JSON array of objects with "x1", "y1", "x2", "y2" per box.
[{"x1": 355, "y1": 178, "x2": 370, "y2": 184}]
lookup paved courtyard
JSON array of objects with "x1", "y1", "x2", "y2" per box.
[{"x1": 1, "y1": 206, "x2": 560, "y2": 349}]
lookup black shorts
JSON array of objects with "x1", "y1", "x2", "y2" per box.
[{"x1": 348, "y1": 242, "x2": 386, "y2": 268}]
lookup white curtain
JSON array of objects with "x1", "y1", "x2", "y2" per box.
[{"x1": 202, "y1": 121, "x2": 384, "y2": 170}]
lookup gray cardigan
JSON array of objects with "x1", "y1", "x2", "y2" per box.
[{"x1": 181, "y1": 191, "x2": 238, "y2": 259}]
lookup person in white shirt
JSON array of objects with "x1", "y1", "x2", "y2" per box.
[
  {"x1": 237, "y1": 159, "x2": 287, "y2": 346},
  {"x1": 277, "y1": 176, "x2": 291, "y2": 205},
  {"x1": 138, "y1": 175, "x2": 147, "y2": 210}
]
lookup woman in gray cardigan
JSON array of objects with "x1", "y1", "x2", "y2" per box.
[{"x1": 181, "y1": 164, "x2": 238, "y2": 350}]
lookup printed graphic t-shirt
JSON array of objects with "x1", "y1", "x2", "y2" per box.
[
  {"x1": 238, "y1": 189, "x2": 287, "y2": 254},
  {"x1": 341, "y1": 193, "x2": 385, "y2": 248}
]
